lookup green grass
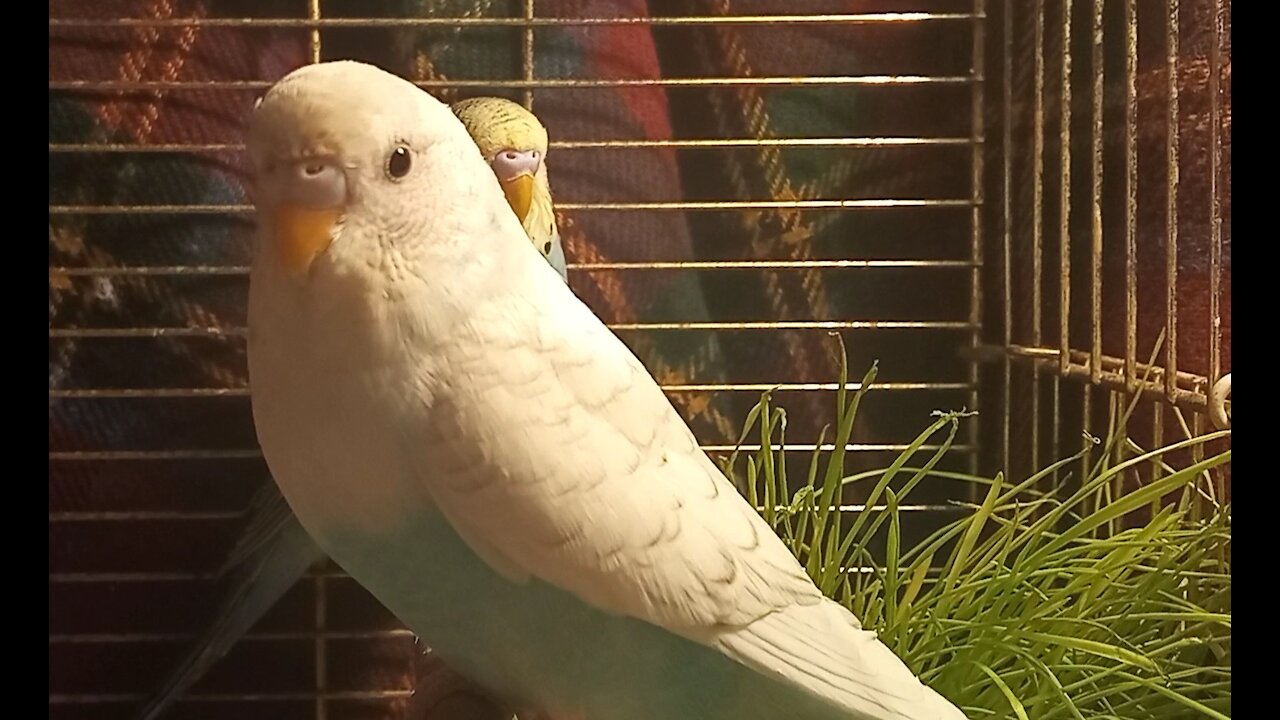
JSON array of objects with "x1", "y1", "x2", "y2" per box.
[{"x1": 722, "y1": 339, "x2": 1231, "y2": 719}]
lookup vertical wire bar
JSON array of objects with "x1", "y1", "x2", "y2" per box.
[
  {"x1": 306, "y1": 5, "x2": 324, "y2": 718},
  {"x1": 1059, "y1": 0, "x2": 1073, "y2": 377},
  {"x1": 1124, "y1": 0, "x2": 1139, "y2": 392},
  {"x1": 1118, "y1": 0, "x2": 1138, "y2": 480},
  {"x1": 1152, "y1": 399, "x2": 1164, "y2": 482},
  {"x1": 314, "y1": 575, "x2": 328, "y2": 720},
  {"x1": 1051, "y1": 374, "x2": 1061, "y2": 487},
  {"x1": 969, "y1": 0, "x2": 986, "y2": 489},
  {"x1": 1082, "y1": 380, "x2": 1093, "y2": 488},
  {"x1": 1208, "y1": 0, "x2": 1222, "y2": 389},
  {"x1": 1191, "y1": 410, "x2": 1205, "y2": 519},
  {"x1": 1113, "y1": 399, "x2": 1128, "y2": 502},
  {"x1": 307, "y1": 0, "x2": 322, "y2": 64},
  {"x1": 1031, "y1": 0, "x2": 1045, "y2": 471},
  {"x1": 1207, "y1": 0, "x2": 1224, "y2": 495},
  {"x1": 1002, "y1": 0, "x2": 1013, "y2": 475},
  {"x1": 1165, "y1": 0, "x2": 1180, "y2": 400},
  {"x1": 1052, "y1": 0, "x2": 1070, "y2": 486},
  {"x1": 522, "y1": 0, "x2": 535, "y2": 110},
  {"x1": 1089, "y1": 0, "x2": 1103, "y2": 385}
]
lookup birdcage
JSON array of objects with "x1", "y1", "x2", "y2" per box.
[{"x1": 49, "y1": 2, "x2": 1230, "y2": 719}]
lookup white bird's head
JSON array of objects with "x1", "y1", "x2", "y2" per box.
[{"x1": 247, "y1": 60, "x2": 522, "y2": 283}]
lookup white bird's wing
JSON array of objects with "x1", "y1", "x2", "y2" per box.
[
  {"x1": 416, "y1": 286, "x2": 820, "y2": 630},
  {"x1": 407, "y1": 265, "x2": 962, "y2": 719}
]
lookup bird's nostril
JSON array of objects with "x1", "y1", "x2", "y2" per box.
[{"x1": 281, "y1": 159, "x2": 346, "y2": 209}]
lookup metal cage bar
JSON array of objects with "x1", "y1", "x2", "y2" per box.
[
  {"x1": 969, "y1": 0, "x2": 987, "y2": 486},
  {"x1": 1165, "y1": 0, "x2": 1180, "y2": 402},
  {"x1": 978, "y1": 0, "x2": 1229, "y2": 485}
]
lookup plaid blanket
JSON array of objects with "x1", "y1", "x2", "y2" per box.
[
  {"x1": 51, "y1": 1, "x2": 926, "y2": 716},
  {"x1": 50, "y1": 1, "x2": 1229, "y2": 718}
]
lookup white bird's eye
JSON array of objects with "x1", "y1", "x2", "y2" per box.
[{"x1": 386, "y1": 145, "x2": 413, "y2": 181}]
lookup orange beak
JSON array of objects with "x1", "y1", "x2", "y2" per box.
[
  {"x1": 273, "y1": 204, "x2": 341, "y2": 274},
  {"x1": 499, "y1": 174, "x2": 535, "y2": 225}
]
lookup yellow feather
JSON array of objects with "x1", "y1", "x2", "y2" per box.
[
  {"x1": 452, "y1": 97, "x2": 560, "y2": 262},
  {"x1": 451, "y1": 97, "x2": 549, "y2": 159}
]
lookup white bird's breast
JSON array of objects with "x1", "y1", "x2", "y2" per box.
[{"x1": 246, "y1": 262, "x2": 439, "y2": 549}]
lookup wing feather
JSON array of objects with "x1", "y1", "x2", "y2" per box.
[{"x1": 407, "y1": 268, "x2": 964, "y2": 719}]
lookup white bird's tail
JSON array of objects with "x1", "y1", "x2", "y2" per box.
[{"x1": 714, "y1": 599, "x2": 968, "y2": 720}]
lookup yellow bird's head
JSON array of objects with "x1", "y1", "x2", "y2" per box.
[{"x1": 451, "y1": 97, "x2": 559, "y2": 263}]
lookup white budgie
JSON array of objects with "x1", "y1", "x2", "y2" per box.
[
  {"x1": 136, "y1": 94, "x2": 567, "y2": 720},
  {"x1": 247, "y1": 60, "x2": 966, "y2": 720}
]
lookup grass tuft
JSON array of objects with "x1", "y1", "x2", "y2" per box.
[{"x1": 724, "y1": 337, "x2": 1231, "y2": 719}]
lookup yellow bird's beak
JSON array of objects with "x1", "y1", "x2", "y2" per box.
[
  {"x1": 273, "y1": 204, "x2": 342, "y2": 275},
  {"x1": 499, "y1": 174, "x2": 535, "y2": 225}
]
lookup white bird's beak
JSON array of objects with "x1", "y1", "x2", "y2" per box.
[
  {"x1": 269, "y1": 157, "x2": 347, "y2": 275},
  {"x1": 274, "y1": 205, "x2": 342, "y2": 274}
]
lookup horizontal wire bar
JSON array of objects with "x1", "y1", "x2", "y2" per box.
[
  {"x1": 50, "y1": 76, "x2": 975, "y2": 91},
  {"x1": 554, "y1": 200, "x2": 978, "y2": 210},
  {"x1": 51, "y1": 528, "x2": 970, "y2": 583},
  {"x1": 47, "y1": 627, "x2": 409, "y2": 638},
  {"x1": 49, "y1": 563, "x2": 938, "y2": 586},
  {"x1": 51, "y1": 266, "x2": 250, "y2": 276},
  {"x1": 49, "y1": 442, "x2": 972, "y2": 462},
  {"x1": 50, "y1": 260, "x2": 975, "y2": 276},
  {"x1": 48, "y1": 199, "x2": 974, "y2": 214},
  {"x1": 48, "y1": 137, "x2": 974, "y2": 152},
  {"x1": 49, "y1": 501, "x2": 968, "y2": 524},
  {"x1": 49, "y1": 511, "x2": 238, "y2": 521},
  {"x1": 48, "y1": 321, "x2": 972, "y2": 338},
  {"x1": 47, "y1": 328, "x2": 249, "y2": 338},
  {"x1": 48, "y1": 382, "x2": 971, "y2": 399},
  {"x1": 49, "y1": 388, "x2": 228, "y2": 398},
  {"x1": 704, "y1": 443, "x2": 970, "y2": 452},
  {"x1": 970, "y1": 343, "x2": 1217, "y2": 413},
  {"x1": 49, "y1": 630, "x2": 415, "y2": 643},
  {"x1": 49, "y1": 13, "x2": 978, "y2": 29},
  {"x1": 48, "y1": 449, "x2": 262, "y2": 460},
  {"x1": 48, "y1": 205, "x2": 257, "y2": 216},
  {"x1": 50, "y1": 571, "x2": 308, "y2": 582},
  {"x1": 48, "y1": 690, "x2": 412, "y2": 704},
  {"x1": 973, "y1": 343, "x2": 1211, "y2": 389}
]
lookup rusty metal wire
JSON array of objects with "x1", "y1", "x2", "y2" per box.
[{"x1": 979, "y1": 0, "x2": 1230, "y2": 484}]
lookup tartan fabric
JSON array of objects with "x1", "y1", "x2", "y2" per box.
[{"x1": 49, "y1": 1, "x2": 1229, "y2": 718}]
